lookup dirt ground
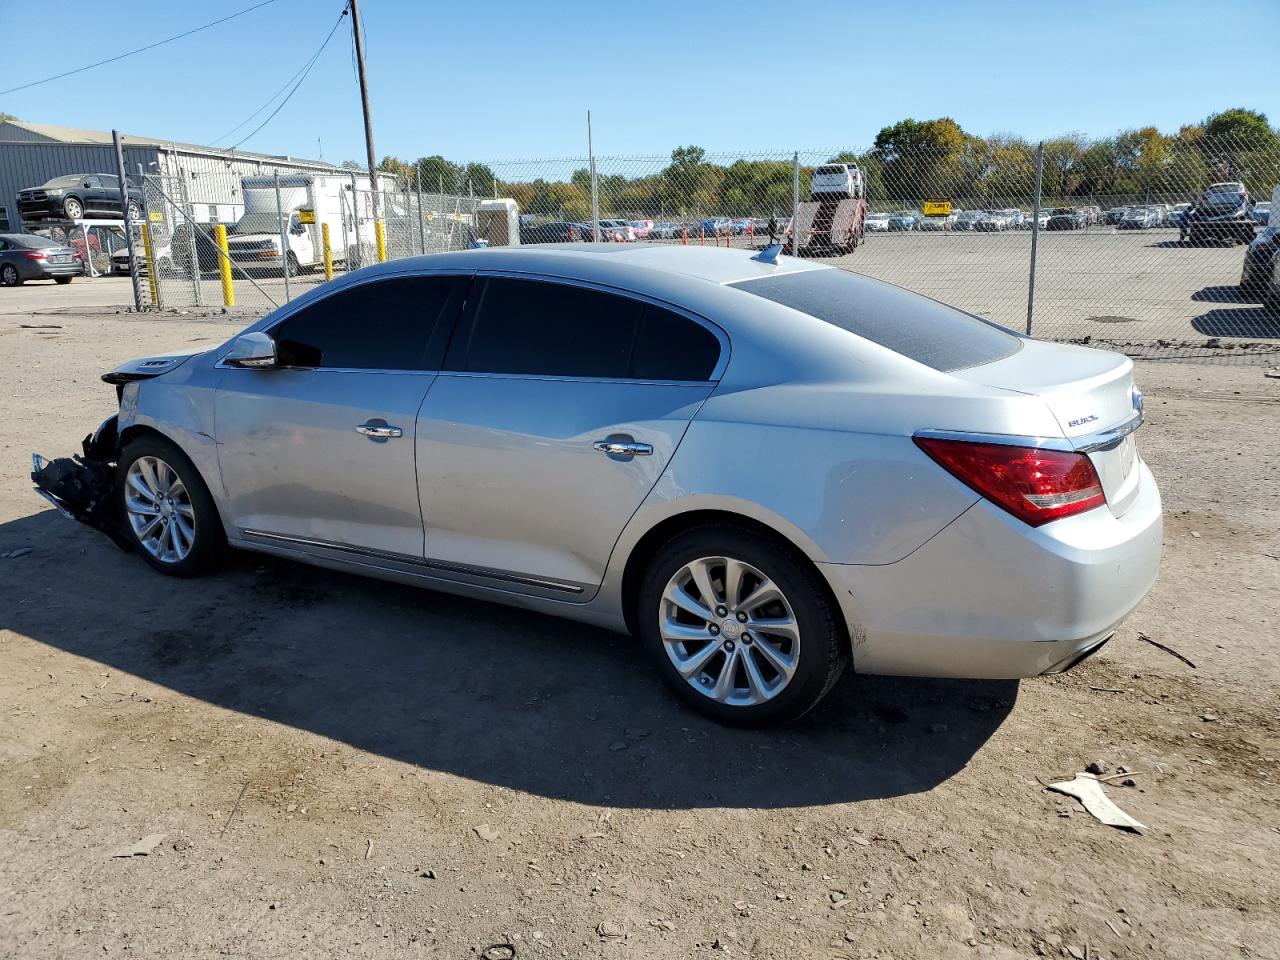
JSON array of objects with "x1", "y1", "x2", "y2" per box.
[{"x1": 1, "y1": 292, "x2": 1278, "y2": 960}]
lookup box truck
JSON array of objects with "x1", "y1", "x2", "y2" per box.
[{"x1": 224, "y1": 174, "x2": 378, "y2": 275}]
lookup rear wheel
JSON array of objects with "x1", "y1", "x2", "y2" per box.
[
  {"x1": 126, "y1": 199, "x2": 142, "y2": 221},
  {"x1": 117, "y1": 435, "x2": 224, "y2": 577},
  {"x1": 1, "y1": 264, "x2": 20, "y2": 287},
  {"x1": 638, "y1": 526, "x2": 848, "y2": 725},
  {"x1": 55, "y1": 276, "x2": 72, "y2": 284}
]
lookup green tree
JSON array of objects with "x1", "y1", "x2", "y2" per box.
[
  {"x1": 1202, "y1": 108, "x2": 1276, "y2": 145},
  {"x1": 873, "y1": 118, "x2": 969, "y2": 206},
  {"x1": 0, "y1": 112, "x2": 16, "y2": 123}
]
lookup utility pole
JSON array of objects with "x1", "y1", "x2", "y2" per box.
[
  {"x1": 588, "y1": 110, "x2": 600, "y2": 243},
  {"x1": 348, "y1": 0, "x2": 380, "y2": 220}
]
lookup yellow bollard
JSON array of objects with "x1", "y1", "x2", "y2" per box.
[
  {"x1": 214, "y1": 224, "x2": 235, "y2": 308},
  {"x1": 139, "y1": 223, "x2": 160, "y2": 307},
  {"x1": 321, "y1": 222, "x2": 334, "y2": 281},
  {"x1": 374, "y1": 220, "x2": 387, "y2": 263}
]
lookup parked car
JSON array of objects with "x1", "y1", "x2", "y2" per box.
[
  {"x1": 864, "y1": 212, "x2": 892, "y2": 232},
  {"x1": 731, "y1": 218, "x2": 755, "y2": 236},
  {"x1": 597, "y1": 219, "x2": 636, "y2": 242},
  {"x1": 648, "y1": 222, "x2": 684, "y2": 240},
  {"x1": 1151, "y1": 204, "x2": 1171, "y2": 226},
  {"x1": 1081, "y1": 206, "x2": 1101, "y2": 225},
  {"x1": 952, "y1": 210, "x2": 982, "y2": 231},
  {"x1": 1240, "y1": 186, "x2": 1280, "y2": 298},
  {"x1": 16, "y1": 174, "x2": 144, "y2": 223},
  {"x1": 170, "y1": 223, "x2": 230, "y2": 272},
  {"x1": 32, "y1": 245, "x2": 1162, "y2": 725},
  {"x1": 975, "y1": 210, "x2": 1009, "y2": 232},
  {"x1": 1105, "y1": 207, "x2": 1127, "y2": 225},
  {"x1": 916, "y1": 213, "x2": 955, "y2": 231},
  {"x1": 1002, "y1": 209, "x2": 1025, "y2": 230},
  {"x1": 699, "y1": 217, "x2": 733, "y2": 237},
  {"x1": 520, "y1": 221, "x2": 585, "y2": 244},
  {"x1": 1118, "y1": 206, "x2": 1159, "y2": 230},
  {"x1": 1252, "y1": 200, "x2": 1271, "y2": 226},
  {"x1": 1046, "y1": 208, "x2": 1086, "y2": 230},
  {"x1": 1018, "y1": 210, "x2": 1050, "y2": 229},
  {"x1": 111, "y1": 238, "x2": 174, "y2": 275},
  {"x1": 1186, "y1": 182, "x2": 1256, "y2": 245},
  {"x1": 887, "y1": 211, "x2": 917, "y2": 231},
  {"x1": 0, "y1": 233, "x2": 82, "y2": 285},
  {"x1": 628, "y1": 219, "x2": 654, "y2": 239},
  {"x1": 1169, "y1": 202, "x2": 1193, "y2": 232}
]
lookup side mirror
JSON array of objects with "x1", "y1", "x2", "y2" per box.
[{"x1": 224, "y1": 332, "x2": 277, "y2": 368}]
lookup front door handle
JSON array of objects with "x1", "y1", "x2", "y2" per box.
[
  {"x1": 356, "y1": 419, "x2": 403, "y2": 441},
  {"x1": 593, "y1": 437, "x2": 653, "y2": 458}
]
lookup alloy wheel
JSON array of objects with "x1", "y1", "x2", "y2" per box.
[
  {"x1": 124, "y1": 456, "x2": 196, "y2": 563},
  {"x1": 659, "y1": 556, "x2": 800, "y2": 707},
  {"x1": 1, "y1": 265, "x2": 18, "y2": 286},
  {"x1": 64, "y1": 197, "x2": 84, "y2": 220}
]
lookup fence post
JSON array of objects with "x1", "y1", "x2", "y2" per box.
[
  {"x1": 214, "y1": 225, "x2": 235, "y2": 308},
  {"x1": 111, "y1": 130, "x2": 143, "y2": 311},
  {"x1": 140, "y1": 223, "x2": 160, "y2": 307},
  {"x1": 349, "y1": 172, "x2": 362, "y2": 269},
  {"x1": 791, "y1": 152, "x2": 800, "y2": 255},
  {"x1": 588, "y1": 110, "x2": 601, "y2": 243},
  {"x1": 415, "y1": 165, "x2": 426, "y2": 255},
  {"x1": 274, "y1": 171, "x2": 291, "y2": 301},
  {"x1": 1026, "y1": 141, "x2": 1044, "y2": 336},
  {"x1": 178, "y1": 171, "x2": 202, "y2": 306},
  {"x1": 322, "y1": 222, "x2": 334, "y2": 280}
]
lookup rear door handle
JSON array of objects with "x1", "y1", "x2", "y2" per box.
[
  {"x1": 594, "y1": 438, "x2": 653, "y2": 458},
  {"x1": 356, "y1": 419, "x2": 403, "y2": 441}
]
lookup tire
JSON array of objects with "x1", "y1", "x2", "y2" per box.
[
  {"x1": 284, "y1": 252, "x2": 299, "y2": 277},
  {"x1": 637, "y1": 525, "x2": 848, "y2": 726},
  {"x1": 63, "y1": 196, "x2": 84, "y2": 220},
  {"x1": 116, "y1": 434, "x2": 224, "y2": 577},
  {"x1": 1, "y1": 264, "x2": 21, "y2": 287},
  {"x1": 126, "y1": 200, "x2": 142, "y2": 221},
  {"x1": 55, "y1": 276, "x2": 72, "y2": 284}
]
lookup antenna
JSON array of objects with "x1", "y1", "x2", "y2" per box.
[{"x1": 751, "y1": 242, "x2": 783, "y2": 265}]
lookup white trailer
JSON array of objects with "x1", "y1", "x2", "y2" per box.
[{"x1": 225, "y1": 174, "x2": 377, "y2": 274}]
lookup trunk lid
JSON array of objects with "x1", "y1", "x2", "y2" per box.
[{"x1": 951, "y1": 339, "x2": 1144, "y2": 516}]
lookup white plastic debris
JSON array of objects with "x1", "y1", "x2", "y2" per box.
[{"x1": 1047, "y1": 775, "x2": 1146, "y2": 833}]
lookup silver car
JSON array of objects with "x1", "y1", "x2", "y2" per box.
[{"x1": 32, "y1": 245, "x2": 1162, "y2": 724}]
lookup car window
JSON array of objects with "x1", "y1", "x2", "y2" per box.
[
  {"x1": 731, "y1": 269, "x2": 1022, "y2": 372},
  {"x1": 271, "y1": 275, "x2": 463, "y2": 370},
  {"x1": 630, "y1": 305, "x2": 721, "y2": 381},
  {"x1": 84, "y1": 176, "x2": 102, "y2": 188},
  {"x1": 451, "y1": 277, "x2": 643, "y2": 378},
  {"x1": 11, "y1": 234, "x2": 57, "y2": 249}
]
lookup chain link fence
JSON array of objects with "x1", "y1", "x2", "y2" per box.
[{"x1": 128, "y1": 132, "x2": 1280, "y2": 360}]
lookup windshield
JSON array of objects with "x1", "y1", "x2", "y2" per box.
[
  {"x1": 43, "y1": 175, "x2": 84, "y2": 189},
  {"x1": 231, "y1": 212, "x2": 285, "y2": 235},
  {"x1": 731, "y1": 269, "x2": 1021, "y2": 373}
]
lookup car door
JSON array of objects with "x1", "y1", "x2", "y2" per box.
[
  {"x1": 84, "y1": 176, "x2": 110, "y2": 214},
  {"x1": 214, "y1": 272, "x2": 466, "y2": 558},
  {"x1": 416, "y1": 275, "x2": 725, "y2": 598}
]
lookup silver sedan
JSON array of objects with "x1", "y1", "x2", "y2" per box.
[{"x1": 33, "y1": 244, "x2": 1162, "y2": 724}]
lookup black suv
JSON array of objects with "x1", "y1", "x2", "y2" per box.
[{"x1": 16, "y1": 174, "x2": 144, "y2": 223}]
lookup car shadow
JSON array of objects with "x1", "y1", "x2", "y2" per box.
[
  {"x1": 0, "y1": 510, "x2": 1016, "y2": 810},
  {"x1": 1191, "y1": 306, "x2": 1280, "y2": 339},
  {"x1": 1191, "y1": 285, "x2": 1251, "y2": 304}
]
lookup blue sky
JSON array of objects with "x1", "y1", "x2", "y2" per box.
[{"x1": 3, "y1": 0, "x2": 1277, "y2": 164}]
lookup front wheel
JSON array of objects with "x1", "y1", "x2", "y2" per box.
[
  {"x1": 126, "y1": 200, "x2": 142, "y2": 221},
  {"x1": 638, "y1": 526, "x2": 848, "y2": 725},
  {"x1": 117, "y1": 435, "x2": 224, "y2": 577},
  {"x1": 63, "y1": 196, "x2": 84, "y2": 220}
]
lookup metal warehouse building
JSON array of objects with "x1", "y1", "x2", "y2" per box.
[{"x1": 0, "y1": 119, "x2": 341, "y2": 233}]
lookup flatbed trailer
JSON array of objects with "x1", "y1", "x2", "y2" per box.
[{"x1": 785, "y1": 196, "x2": 867, "y2": 256}]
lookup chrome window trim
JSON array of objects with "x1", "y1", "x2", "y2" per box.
[
  {"x1": 914, "y1": 408, "x2": 1143, "y2": 455},
  {"x1": 465, "y1": 268, "x2": 732, "y2": 383},
  {"x1": 239, "y1": 528, "x2": 585, "y2": 595}
]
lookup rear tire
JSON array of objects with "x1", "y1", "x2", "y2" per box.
[
  {"x1": 117, "y1": 434, "x2": 224, "y2": 577},
  {"x1": 55, "y1": 276, "x2": 72, "y2": 284},
  {"x1": 637, "y1": 525, "x2": 848, "y2": 726},
  {"x1": 126, "y1": 199, "x2": 142, "y2": 222},
  {"x1": 1, "y1": 264, "x2": 21, "y2": 287}
]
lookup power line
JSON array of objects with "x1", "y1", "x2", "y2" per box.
[
  {"x1": 228, "y1": 7, "x2": 349, "y2": 151},
  {"x1": 0, "y1": 0, "x2": 281, "y2": 96},
  {"x1": 210, "y1": 4, "x2": 348, "y2": 147}
]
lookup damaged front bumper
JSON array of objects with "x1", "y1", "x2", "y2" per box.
[{"x1": 31, "y1": 414, "x2": 132, "y2": 551}]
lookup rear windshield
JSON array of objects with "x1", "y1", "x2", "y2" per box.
[
  {"x1": 10, "y1": 234, "x2": 58, "y2": 249},
  {"x1": 731, "y1": 269, "x2": 1022, "y2": 372},
  {"x1": 814, "y1": 165, "x2": 847, "y2": 176}
]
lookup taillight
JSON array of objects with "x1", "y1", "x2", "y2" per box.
[
  {"x1": 914, "y1": 436, "x2": 1106, "y2": 527},
  {"x1": 24, "y1": 251, "x2": 49, "y2": 261}
]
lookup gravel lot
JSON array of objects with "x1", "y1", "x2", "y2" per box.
[{"x1": 1, "y1": 288, "x2": 1278, "y2": 959}]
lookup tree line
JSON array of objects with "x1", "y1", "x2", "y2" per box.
[{"x1": 367, "y1": 108, "x2": 1280, "y2": 220}]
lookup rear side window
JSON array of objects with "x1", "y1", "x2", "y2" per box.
[
  {"x1": 731, "y1": 269, "x2": 1021, "y2": 372},
  {"x1": 272, "y1": 275, "x2": 462, "y2": 369},
  {"x1": 450, "y1": 278, "x2": 721, "y2": 381}
]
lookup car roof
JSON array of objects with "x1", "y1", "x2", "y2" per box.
[{"x1": 376, "y1": 242, "x2": 824, "y2": 288}]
